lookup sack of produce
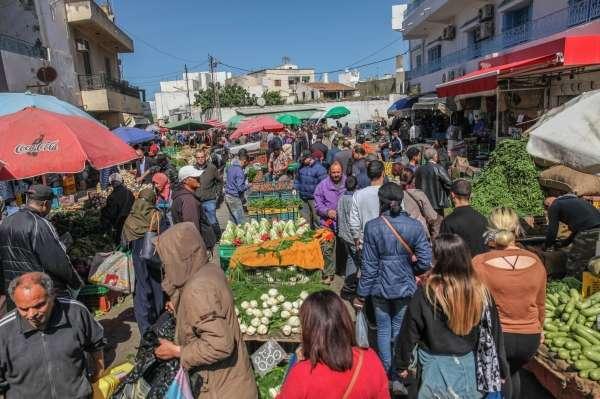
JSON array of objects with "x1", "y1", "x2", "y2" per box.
[
  {"x1": 539, "y1": 165, "x2": 600, "y2": 196},
  {"x1": 89, "y1": 251, "x2": 135, "y2": 293}
]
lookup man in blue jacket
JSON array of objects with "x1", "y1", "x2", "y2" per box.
[
  {"x1": 225, "y1": 153, "x2": 250, "y2": 225},
  {"x1": 294, "y1": 150, "x2": 328, "y2": 228}
]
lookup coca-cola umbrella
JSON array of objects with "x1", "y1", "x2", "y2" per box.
[
  {"x1": 0, "y1": 107, "x2": 138, "y2": 180},
  {"x1": 229, "y1": 116, "x2": 284, "y2": 140}
]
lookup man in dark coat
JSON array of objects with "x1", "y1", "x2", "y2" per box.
[
  {"x1": 194, "y1": 149, "x2": 223, "y2": 240},
  {"x1": 415, "y1": 147, "x2": 452, "y2": 216},
  {"x1": 101, "y1": 173, "x2": 135, "y2": 245},
  {"x1": 171, "y1": 166, "x2": 217, "y2": 251}
]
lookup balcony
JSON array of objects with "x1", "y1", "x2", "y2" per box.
[
  {"x1": 0, "y1": 34, "x2": 48, "y2": 59},
  {"x1": 65, "y1": 0, "x2": 133, "y2": 53},
  {"x1": 406, "y1": 4, "x2": 600, "y2": 81},
  {"x1": 78, "y1": 74, "x2": 142, "y2": 114},
  {"x1": 401, "y1": 0, "x2": 453, "y2": 39}
]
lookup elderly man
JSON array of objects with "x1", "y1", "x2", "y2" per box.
[
  {"x1": 0, "y1": 185, "x2": 83, "y2": 310},
  {"x1": 194, "y1": 149, "x2": 224, "y2": 240},
  {"x1": 314, "y1": 161, "x2": 346, "y2": 229},
  {"x1": 414, "y1": 147, "x2": 452, "y2": 216},
  {"x1": 0, "y1": 272, "x2": 105, "y2": 398}
]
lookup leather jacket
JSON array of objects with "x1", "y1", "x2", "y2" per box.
[{"x1": 414, "y1": 162, "x2": 452, "y2": 210}]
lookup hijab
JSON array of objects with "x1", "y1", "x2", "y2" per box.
[
  {"x1": 155, "y1": 222, "x2": 210, "y2": 309},
  {"x1": 152, "y1": 172, "x2": 171, "y2": 201},
  {"x1": 122, "y1": 188, "x2": 158, "y2": 242}
]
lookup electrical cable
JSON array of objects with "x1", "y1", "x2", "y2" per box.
[
  {"x1": 120, "y1": 27, "x2": 205, "y2": 63},
  {"x1": 346, "y1": 37, "x2": 404, "y2": 68}
]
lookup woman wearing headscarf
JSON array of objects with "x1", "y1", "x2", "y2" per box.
[
  {"x1": 154, "y1": 222, "x2": 258, "y2": 399},
  {"x1": 122, "y1": 188, "x2": 164, "y2": 335},
  {"x1": 152, "y1": 172, "x2": 173, "y2": 227}
]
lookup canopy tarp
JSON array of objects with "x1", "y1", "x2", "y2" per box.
[
  {"x1": 227, "y1": 114, "x2": 245, "y2": 128},
  {"x1": 526, "y1": 89, "x2": 600, "y2": 174},
  {"x1": 277, "y1": 114, "x2": 301, "y2": 126},
  {"x1": 113, "y1": 127, "x2": 156, "y2": 145},
  {"x1": 165, "y1": 118, "x2": 211, "y2": 130},
  {"x1": 387, "y1": 96, "x2": 418, "y2": 116}
]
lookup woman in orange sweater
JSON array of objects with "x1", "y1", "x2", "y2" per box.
[{"x1": 473, "y1": 207, "x2": 546, "y2": 399}]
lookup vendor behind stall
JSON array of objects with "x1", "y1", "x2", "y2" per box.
[
  {"x1": 101, "y1": 173, "x2": 135, "y2": 246},
  {"x1": 544, "y1": 194, "x2": 600, "y2": 275}
]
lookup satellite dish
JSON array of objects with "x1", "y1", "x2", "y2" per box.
[
  {"x1": 257, "y1": 98, "x2": 266, "y2": 107},
  {"x1": 37, "y1": 67, "x2": 57, "y2": 83}
]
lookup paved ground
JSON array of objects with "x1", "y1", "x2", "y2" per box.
[{"x1": 100, "y1": 202, "x2": 553, "y2": 397}]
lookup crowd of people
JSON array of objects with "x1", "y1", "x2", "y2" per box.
[{"x1": 0, "y1": 119, "x2": 596, "y2": 399}]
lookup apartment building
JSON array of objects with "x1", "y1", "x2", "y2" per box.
[
  {"x1": 0, "y1": 0, "x2": 145, "y2": 128},
  {"x1": 226, "y1": 62, "x2": 316, "y2": 104},
  {"x1": 394, "y1": 0, "x2": 600, "y2": 137}
]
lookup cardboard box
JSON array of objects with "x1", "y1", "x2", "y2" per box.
[{"x1": 582, "y1": 271, "x2": 600, "y2": 298}]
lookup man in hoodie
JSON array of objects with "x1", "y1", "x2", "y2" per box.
[
  {"x1": 154, "y1": 223, "x2": 258, "y2": 399},
  {"x1": 225, "y1": 153, "x2": 250, "y2": 225},
  {"x1": 171, "y1": 166, "x2": 217, "y2": 251}
]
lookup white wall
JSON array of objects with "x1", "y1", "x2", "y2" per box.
[{"x1": 155, "y1": 91, "x2": 196, "y2": 120}]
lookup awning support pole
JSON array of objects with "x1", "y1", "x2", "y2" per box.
[{"x1": 495, "y1": 87, "x2": 500, "y2": 144}]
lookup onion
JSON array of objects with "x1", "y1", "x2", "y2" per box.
[
  {"x1": 268, "y1": 288, "x2": 279, "y2": 297},
  {"x1": 240, "y1": 301, "x2": 250, "y2": 309},
  {"x1": 282, "y1": 302, "x2": 293, "y2": 311},
  {"x1": 281, "y1": 325, "x2": 292, "y2": 336},
  {"x1": 263, "y1": 309, "x2": 272, "y2": 318},
  {"x1": 257, "y1": 325, "x2": 268, "y2": 335},
  {"x1": 245, "y1": 309, "x2": 254, "y2": 317},
  {"x1": 250, "y1": 300, "x2": 258, "y2": 308},
  {"x1": 262, "y1": 302, "x2": 269, "y2": 309},
  {"x1": 240, "y1": 324, "x2": 247, "y2": 334},
  {"x1": 276, "y1": 294, "x2": 285, "y2": 303},
  {"x1": 270, "y1": 305, "x2": 280, "y2": 313},
  {"x1": 291, "y1": 327, "x2": 300, "y2": 334},
  {"x1": 288, "y1": 316, "x2": 300, "y2": 327},
  {"x1": 250, "y1": 318, "x2": 261, "y2": 327},
  {"x1": 260, "y1": 316, "x2": 270, "y2": 325},
  {"x1": 260, "y1": 294, "x2": 269, "y2": 301},
  {"x1": 299, "y1": 291, "x2": 309, "y2": 300},
  {"x1": 280, "y1": 310, "x2": 291, "y2": 319},
  {"x1": 246, "y1": 326, "x2": 256, "y2": 336},
  {"x1": 291, "y1": 308, "x2": 299, "y2": 315}
]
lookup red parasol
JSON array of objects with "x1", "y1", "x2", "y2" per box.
[
  {"x1": 229, "y1": 116, "x2": 284, "y2": 140},
  {"x1": 204, "y1": 119, "x2": 226, "y2": 129},
  {"x1": 0, "y1": 107, "x2": 138, "y2": 180}
]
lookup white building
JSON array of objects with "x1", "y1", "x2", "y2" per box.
[
  {"x1": 153, "y1": 70, "x2": 232, "y2": 120},
  {"x1": 394, "y1": 0, "x2": 600, "y2": 136},
  {"x1": 338, "y1": 69, "x2": 360, "y2": 87}
]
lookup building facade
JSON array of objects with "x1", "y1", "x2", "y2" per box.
[
  {"x1": 394, "y1": 0, "x2": 600, "y2": 137},
  {"x1": 295, "y1": 82, "x2": 357, "y2": 102},
  {"x1": 0, "y1": 0, "x2": 144, "y2": 128}
]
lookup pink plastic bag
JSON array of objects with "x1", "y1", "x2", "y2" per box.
[{"x1": 165, "y1": 366, "x2": 194, "y2": 399}]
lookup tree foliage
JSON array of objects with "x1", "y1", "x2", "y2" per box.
[
  {"x1": 194, "y1": 83, "x2": 258, "y2": 110},
  {"x1": 262, "y1": 90, "x2": 285, "y2": 106}
]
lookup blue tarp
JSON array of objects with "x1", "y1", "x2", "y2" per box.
[
  {"x1": 113, "y1": 127, "x2": 156, "y2": 145},
  {"x1": 387, "y1": 96, "x2": 418, "y2": 116}
]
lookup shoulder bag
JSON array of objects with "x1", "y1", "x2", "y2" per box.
[
  {"x1": 140, "y1": 211, "x2": 162, "y2": 268},
  {"x1": 342, "y1": 349, "x2": 365, "y2": 399},
  {"x1": 381, "y1": 216, "x2": 418, "y2": 263}
]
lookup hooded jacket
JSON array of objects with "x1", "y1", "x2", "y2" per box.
[
  {"x1": 294, "y1": 160, "x2": 327, "y2": 200},
  {"x1": 156, "y1": 223, "x2": 258, "y2": 399},
  {"x1": 171, "y1": 186, "x2": 217, "y2": 249},
  {"x1": 122, "y1": 188, "x2": 159, "y2": 243}
]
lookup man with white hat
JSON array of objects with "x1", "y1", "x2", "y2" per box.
[{"x1": 170, "y1": 166, "x2": 217, "y2": 251}]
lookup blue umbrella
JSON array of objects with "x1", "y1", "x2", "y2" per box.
[
  {"x1": 0, "y1": 92, "x2": 99, "y2": 122},
  {"x1": 113, "y1": 127, "x2": 156, "y2": 145},
  {"x1": 387, "y1": 96, "x2": 419, "y2": 116}
]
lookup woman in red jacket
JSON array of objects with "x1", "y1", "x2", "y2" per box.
[{"x1": 277, "y1": 290, "x2": 390, "y2": 399}]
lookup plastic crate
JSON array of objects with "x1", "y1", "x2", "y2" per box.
[
  {"x1": 248, "y1": 208, "x2": 300, "y2": 222},
  {"x1": 218, "y1": 244, "x2": 236, "y2": 271},
  {"x1": 78, "y1": 284, "x2": 111, "y2": 313}
]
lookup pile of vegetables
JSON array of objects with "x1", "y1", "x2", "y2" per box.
[
  {"x1": 256, "y1": 366, "x2": 285, "y2": 399},
  {"x1": 229, "y1": 266, "x2": 326, "y2": 337},
  {"x1": 544, "y1": 281, "x2": 600, "y2": 380},
  {"x1": 50, "y1": 209, "x2": 113, "y2": 259},
  {"x1": 220, "y1": 218, "x2": 309, "y2": 246},
  {"x1": 248, "y1": 198, "x2": 302, "y2": 210},
  {"x1": 471, "y1": 139, "x2": 545, "y2": 216},
  {"x1": 250, "y1": 181, "x2": 293, "y2": 193}
]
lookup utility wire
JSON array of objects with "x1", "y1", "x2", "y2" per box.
[
  {"x1": 120, "y1": 27, "x2": 205, "y2": 63},
  {"x1": 346, "y1": 37, "x2": 404, "y2": 68},
  {"x1": 128, "y1": 59, "x2": 209, "y2": 81}
]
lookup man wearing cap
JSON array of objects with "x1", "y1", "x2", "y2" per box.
[
  {"x1": 294, "y1": 151, "x2": 328, "y2": 229},
  {"x1": 100, "y1": 173, "x2": 135, "y2": 245},
  {"x1": 171, "y1": 166, "x2": 217, "y2": 251},
  {"x1": 440, "y1": 179, "x2": 488, "y2": 255},
  {"x1": 0, "y1": 185, "x2": 84, "y2": 311}
]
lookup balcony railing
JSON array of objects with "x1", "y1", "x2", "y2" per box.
[
  {"x1": 407, "y1": 4, "x2": 600, "y2": 81},
  {"x1": 406, "y1": 0, "x2": 426, "y2": 15},
  {"x1": 0, "y1": 34, "x2": 48, "y2": 59},
  {"x1": 78, "y1": 74, "x2": 141, "y2": 98}
]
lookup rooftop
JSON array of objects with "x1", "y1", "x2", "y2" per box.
[{"x1": 305, "y1": 82, "x2": 357, "y2": 92}]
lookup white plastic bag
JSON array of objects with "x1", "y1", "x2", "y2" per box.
[
  {"x1": 88, "y1": 251, "x2": 134, "y2": 293},
  {"x1": 355, "y1": 310, "x2": 370, "y2": 348}
]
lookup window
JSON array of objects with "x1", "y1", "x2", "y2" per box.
[
  {"x1": 82, "y1": 52, "x2": 92, "y2": 76},
  {"x1": 105, "y1": 57, "x2": 112, "y2": 79},
  {"x1": 415, "y1": 54, "x2": 422, "y2": 69},
  {"x1": 427, "y1": 45, "x2": 441, "y2": 71},
  {"x1": 311, "y1": 90, "x2": 315, "y2": 100},
  {"x1": 302, "y1": 92, "x2": 306, "y2": 101},
  {"x1": 503, "y1": 4, "x2": 532, "y2": 31},
  {"x1": 274, "y1": 79, "x2": 281, "y2": 87},
  {"x1": 302, "y1": 76, "x2": 310, "y2": 83}
]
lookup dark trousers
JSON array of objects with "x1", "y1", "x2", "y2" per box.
[
  {"x1": 502, "y1": 332, "x2": 541, "y2": 399},
  {"x1": 131, "y1": 238, "x2": 165, "y2": 335}
]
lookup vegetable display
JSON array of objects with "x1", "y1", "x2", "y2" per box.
[
  {"x1": 220, "y1": 218, "x2": 309, "y2": 246},
  {"x1": 544, "y1": 280, "x2": 600, "y2": 381},
  {"x1": 248, "y1": 198, "x2": 302, "y2": 210},
  {"x1": 256, "y1": 366, "x2": 285, "y2": 398},
  {"x1": 50, "y1": 209, "x2": 113, "y2": 259},
  {"x1": 471, "y1": 139, "x2": 545, "y2": 216},
  {"x1": 250, "y1": 181, "x2": 293, "y2": 193}
]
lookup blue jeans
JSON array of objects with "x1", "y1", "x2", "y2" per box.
[
  {"x1": 202, "y1": 199, "x2": 218, "y2": 225},
  {"x1": 372, "y1": 296, "x2": 409, "y2": 374},
  {"x1": 225, "y1": 195, "x2": 245, "y2": 225},
  {"x1": 343, "y1": 240, "x2": 360, "y2": 277}
]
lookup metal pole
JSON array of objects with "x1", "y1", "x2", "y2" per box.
[
  {"x1": 184, "y1": 63, "x2": 191, "y2": 118},
  {"x1": 495, "y1": 87, "x2": 500, "y2": 144}
]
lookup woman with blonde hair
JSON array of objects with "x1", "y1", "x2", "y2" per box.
[
  {"x1": 396, "y1": 234, "x2": 507, "y2": 398},
  {"x1": 473, "y1": 207, "x2": 546, "y2": 399}
]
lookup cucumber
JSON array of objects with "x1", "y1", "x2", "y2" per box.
[
  {"x1": 586, "y1": 321, "x2": 594, "y2": 328},
  {"x1": 581, "y1": 305, "x2": 600, "y2": 317},
  {"x1": 558, "y1": 348, "x2": 570, "y2": 360},
  {"x1": 575, "y1": 359, "x2": 597, "y2": 370},
  {"x1": 571, "y1": 349, "x2": 582, "y2": 357},
  {"x1": 580, "y1": 369, "x2": 592, "y2": 378},
  {"x1": 544, "y1": 321, "x2": 559, "y2": 332},
  {"x1": 557, "y1": 304, "x2": 566, "y2": 314},
  {"x1": 574, "y1": 335, "x2": 593, "y2": 348},
  {"x1": 559, "y1": 292, "x2": 571, "y2": 304},
  {"x1": 554, "y1": 337, "x2": 568, "y2": 348},
  {"x1": 562, "y1": 312, "x2": 572, "y2": 322},
  {"x1": 583, "y1": 349, "x2": 600, "y2": 363},
  {"x1": 578, "y1": 314, "x2": 587, "y2": 325},
  {"x1": 573, "y1": 326, "x2": 600, "y2": 345},
  {"x1": 590, "y1": 368, "x2": 600, "y2": 381},
  {"x1": 576, "y1": 324, "x2": 600, "y2": 341},
  {"x1": 546, "y1": 331, "x2": 568, "y2": 339},
  {"x1": 570, "y1": 288, "x2": 581, "y2": 300},
  {"x1": 565, "y1": 298, "x2": 577, "y2": 314},
  {"x1": 559, "y1": 324, "x2": 571, "y2": 332},
  {"x1": 589, "y1": 291, "x2": 600, "y2": 304},
  {"x1": 577, "y1": 300, "x2": 593, "y2": 310},
  {"x1": 565, "y1": 341, "x2": 582, "y2": 350},
  {"x1": 567, "y1": 311, "x2": 580, "y2": 328},
  {"x1": 547, "y1": 293, "x2": 559, "y2": 307}
]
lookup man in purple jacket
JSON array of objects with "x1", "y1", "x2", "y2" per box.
[{"x1": 314, "y1": 161, "x2": 346, "y2": 229}]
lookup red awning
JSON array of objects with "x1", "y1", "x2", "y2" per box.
[{"x1": 437, "y1": 53, "x2": 562, "y2": 98}]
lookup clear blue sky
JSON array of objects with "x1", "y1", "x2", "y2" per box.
[{"x1": 112, "y1": 0, "x2": 407, "y2": 97}]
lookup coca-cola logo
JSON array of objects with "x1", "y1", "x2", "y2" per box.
[{"x1": 14, "y1": 135, "x2": 59, "y2": 155}]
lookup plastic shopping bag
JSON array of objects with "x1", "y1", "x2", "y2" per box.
[
  {"x1": 88, "y1": 251, "x2": 135, "y2": 294},
  {"x1": 165, "y1": 366, "x2": 194, "y2": 399},
  {"x1": 355, "y1": 310, "x2": 370, "y2": 348}
]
